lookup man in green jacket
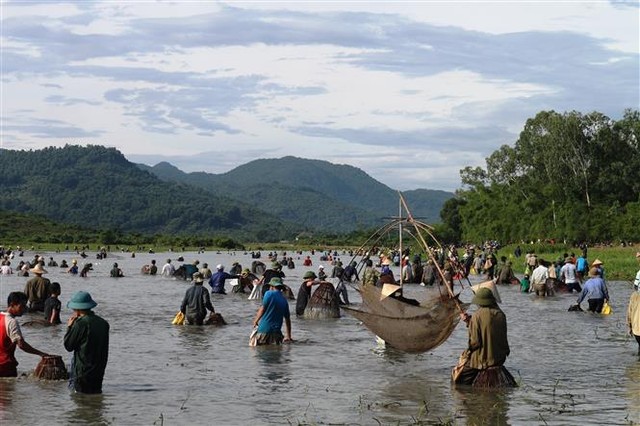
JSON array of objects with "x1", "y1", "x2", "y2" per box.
[
  {"x1": 453, "y1": 288, "x2": 510, "y2": 385},
  {"x1": 64, "y1": 291, "x2": 110, "y2": 394}
]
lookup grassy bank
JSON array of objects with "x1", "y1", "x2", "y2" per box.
[{"x1": 496, "y1": 244, "x2": 640, "y2": 281}]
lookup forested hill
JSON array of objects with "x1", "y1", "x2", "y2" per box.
[
  {"x1": 0, "y1": 145, "x2": 296, "y2": 240},
  {"x1": 139, "y1": 156, "x2": 453, "y2": 230}
]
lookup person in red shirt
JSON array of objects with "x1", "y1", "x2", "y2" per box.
[{"x1": 0, "y1": 292, "x2": 50, "y2": 377}]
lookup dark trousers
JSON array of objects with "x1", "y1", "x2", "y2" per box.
[
  {"x1": 587, "y1": 298, "x2": 605, "y2": 313},
  {"x1": 566, "y1": 282, "x2": 582, "y2": 293},
  {"x1": 634, "y1": 335, "x2": 640, "y2": 353}
]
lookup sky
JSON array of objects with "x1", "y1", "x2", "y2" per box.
[{"x1": 1, "y1": 1, "x2": 638, "y2": 192}]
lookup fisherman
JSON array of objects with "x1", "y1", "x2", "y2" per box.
[
  {"x1": 361, "y1": 259, "x2": 380, "y2": 287},
  {"x1": 530, "y1": 259, "x2": 549, "y2": 296},
  {"x1": 296, "y1": 271, "x2": 320, "y2": 316},
  {"x1": 237, "y1": 268, "x2": 259, "y2": 294},
  {"x1": 148, "y1": 259, "x2": 158, "y2": 275},
  {"x1": 454, "y1": 288, "x2": 511, "y2": 385},
  {"x1": 576, "y1": 267, "x2": 609, "y2": 313},
  {"x1": 24, "y1": 264, "x2": 51, "y2": 312},
  {"x1": 317, "y1": 265, "x2": 328, "y2": 281},
  {"x1": 260, "y1": 262, "x2": 286, "y2": 299},
  {"x1": 161, "y1": 259, "x2": 175, "y2": 277},
  {"x1": 64, "y1": 291, "x2": 110, "y2": 394},
  {"x1": 180, "y1": 273, "x2": 216, "y2": 325},
  {"x1": 0, "y1": 292, "x2": 51, "y2": 377},
  {"x1": 109, "y1": 263, "x2": 124, "y2": 278},
  {"x1": 627, "y1": 280, "x2": 640, "y2": 355},
  {"x1": 250, "y1": 277, "x2": 292, "y2": 346},
  {"x1": 68, "y1": 259, "x2": 79, "y2": 275},
  {"x1": 209, "y1": 264, "x2": 236, "y2": 295},
  {"x1": 560, "y1": 257, "x2": 581, "y2": 293}
]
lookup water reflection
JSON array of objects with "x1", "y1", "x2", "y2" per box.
[
  {"x1": 66, "y1": 392, "x2": 110, "y2": 425},
  {"x1": 624, "y1": 359, "x2": 640, "y2": 424},
  {"x1": 0, "y1": 379, "x2": 16, "y2": 422},
  {"x1": 452, "y1": 386, "x2": 511, "y2": 426}
]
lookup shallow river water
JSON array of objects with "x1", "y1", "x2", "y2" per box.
[{"x1": 0, "y1": 250, "x2": 639, "y2": 425}]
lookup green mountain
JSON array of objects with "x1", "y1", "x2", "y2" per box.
[
  {"x1": 0, "y1": 145, "x2": 295, "y2": 241},
  {"x1": 142, "y1": 156, "x2": 453, "y2": 231}
]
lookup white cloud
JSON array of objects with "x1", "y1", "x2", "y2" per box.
[{"x1": 1, "y1": 1, "x2": 637, "y2": 192}]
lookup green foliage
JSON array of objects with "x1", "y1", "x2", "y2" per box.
[
  {"x1": 143, "y1": 156, "x2": 453, "y2": 231},
  {"x1": 457, "y1": 109, "x2": 640, "y2": 243},
  {"x1": 0, "y1": 145, "x2": 297, "y2": 242}
]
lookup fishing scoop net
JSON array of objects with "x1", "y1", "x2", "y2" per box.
[
  {"x1": 34, "y1": 355, "x2": 68, "y2": 380},
  {"x1": 304, "y1": 282, "x2": 341, "y2": 319},
  {"x1": 344, "y1": 284, "x2": 467, "y2": 353}
]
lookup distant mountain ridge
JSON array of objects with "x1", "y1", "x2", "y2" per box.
[
  {"x1": 0, "y1": 145, "x2": 295, "y2": 241},
  {"x1": 0, "y1": 146, "x2": 452, "y2": 240},
  {"x1": 140, "y1": 156, "x2": 453, "y2": 231}
]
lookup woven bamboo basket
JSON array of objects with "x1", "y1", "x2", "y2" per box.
[
  {"x1": 205, "y1": 313, "x2": 227, "y2": 326},
  {"x1": 472, "y1": 366, "x2": 517, "y2": 389},
  {"x1": 34, "y1": 355, "x2": 68, "y2": 380},
  {"x1": 304, "y1": 282, "x2": 341, "y2": 319}
]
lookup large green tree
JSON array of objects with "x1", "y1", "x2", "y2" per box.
[{"x1": 457, "y1": 109, "x2": 640, "y2": 243}]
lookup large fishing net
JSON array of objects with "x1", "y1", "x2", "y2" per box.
[{"x1": 342, "y1": 193, "x2": 470, "y2": 353}]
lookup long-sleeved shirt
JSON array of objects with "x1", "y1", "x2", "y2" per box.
[
  {"x1": 576, "y1": 277, "x2": 609, "y2": 304},
  {"x1": 181, "y1": 284, "x2": 215, "y2": 316},
  {"x1": 63, "y1": 311, "x2": 110, "y2": 394},
  {"x1": 530, "y1": 265, "x2": 548, "y2": 287},
  {"x1": 467, "y1": 305, "x2": 510, "y2": 370},
  {"x1": 627, "y1": 292, "x2": 640, "y2": 336}
]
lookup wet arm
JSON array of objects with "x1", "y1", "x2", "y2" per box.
[
  {"x1": 253, "y1": 306, "x2": 265, "y2": 328},
  {"x1": 16, "y1": 339, "x2": 48, "y2": 357}
]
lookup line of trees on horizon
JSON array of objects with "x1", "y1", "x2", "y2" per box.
[{"x1": 436, "y1": 109, "x2": 640, "y2": 245}]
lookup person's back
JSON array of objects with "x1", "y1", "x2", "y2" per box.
[
  {"x1": 258, "y1": 289, "x2": 289, "y2": 334},
  {"x1": 64, "y1": 310, "x2": 109, "y2": 394},
  {"x1": 149, "y1": 261, "x2": 158, "y2": 275},
  {"x1": 209, "y1": 270, "x2": 230, "y2": 294},
  {"x1": 468, "y1": 305, "x2": 510, "y2": 369},
  {"x1": 24, "y1": 275, "x2": 51, "y2": 312},
  {"x1": 181, "y1": 278, "x2": 214, "y2": 325}
]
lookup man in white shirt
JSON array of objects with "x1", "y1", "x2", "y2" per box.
[
  {"x1": 161, "y1": 259, "x2": 175, "y2": 277},
  {"x1": 530, "y1": 260, "x2": 549, "y2": 297},
  {"x1": 560, "y1": 258, "x2": 581, "y2": 293}
]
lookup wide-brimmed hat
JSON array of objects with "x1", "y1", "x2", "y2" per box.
[
  {"x1": 318, "y1": 265, "x2": 324, "y2": 269},
  {"x1": 216, "y1": 264, "x2": 224, "y2": 270},
  {"x1": 588, "y1": 267, "x2": 600, "y2": 277},
  {"x1": 268, "y1": 277, "x2": 284, "y2": 287},
  {"x1": 303, "y1": 271, "x2": 317, "y2": 279},
  {"x1": 241, "y1": 268, "x2": 251, "y2": 276},
  {"x1": 30, "y1": 264, "x2": 47, "y2": 275},
  {"x1": 564, "y1": 257, "x2": 573, "y2": 264},
  {"x1": 591, "y1": 259, "x2": 603, "y2": 266},
  {"x1": 272, "y1": 261, "x2": 282, "y2": 270},
  {"x1": 192, "y1": 272, "x2": 204, "y2": 283},
  {"x1": 471, "y1": 288, "x2": 496, "y2": 307},
  {"x1": 72, "y1": 259, "x2": 78, "y2": 264},
  {"x1": 67, "y1": 291, "x2": 97, "y2": 310}
]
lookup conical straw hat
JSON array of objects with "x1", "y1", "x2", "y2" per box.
[
  {"x1": 380, "y1": 283, "x2": 401, "y2": 300},
  {"x1": 470, "y1": 280, "x2": 502, "y2": 304}
]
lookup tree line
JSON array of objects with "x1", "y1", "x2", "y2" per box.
[{"x1": 438, "y1": 109, "x2": 640, "y2": 244}]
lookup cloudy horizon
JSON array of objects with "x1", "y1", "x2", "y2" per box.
[{"x1": 2, "y1": 1, "x2": 638, "y2": 191}]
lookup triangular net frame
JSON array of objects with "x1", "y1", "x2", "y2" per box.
[{"x1": 342, "y1": 193, "x2": 470, "y2": 353}]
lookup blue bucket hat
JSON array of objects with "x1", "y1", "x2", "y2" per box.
[{"x1": 67, "y1": 291, "x2": 98, "y2": 310}]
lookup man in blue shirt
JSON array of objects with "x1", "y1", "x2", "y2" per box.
[
  {"x1": 576, "y1": 267, "x2": 610, "y2": 313},
  {"x1": 251, "y1": 277, "x2": 292, "y2": 346}
]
